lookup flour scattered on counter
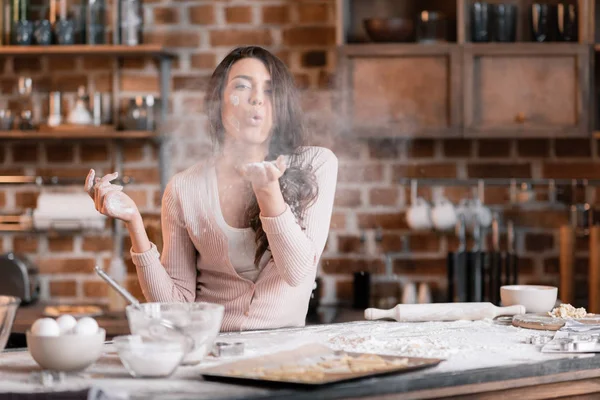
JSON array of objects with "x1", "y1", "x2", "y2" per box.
[{"x1": 549, "y1": 304, "x2": 588, "y2": 319}]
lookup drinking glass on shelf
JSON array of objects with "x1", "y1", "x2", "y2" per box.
[
  {"x1": 531, "y1": 3, "x2": 557, "y2": 42},
  {"x1": 557, "y1": 3, "x2": 577, "y2": 42},
  {"x1": 471, "y1": 2, "x2": 491, "y2": 42},
  {"x1": 492, "y1": 4, "x2": 517, "y2": 42}
]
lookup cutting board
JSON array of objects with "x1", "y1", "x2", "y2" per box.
[{"x1": 512, "y1": 313, "x2": 600, "y2": 331}]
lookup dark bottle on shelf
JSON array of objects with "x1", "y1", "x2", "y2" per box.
[
  {"x1": 10, "y1": 0, "x2": 31, "y2": 45},
  {"x1": 531, "y1": 3, "x2": 557, "y2": 42},
  {"x1": 557, "y1": 3, "x2": 577, "y2": 42},
  {"x1": 86, "y1": 0, "x2": 106, "y2": 44},
  {"x1": 491, "y1": 4, "x2": 517, "y2": 42},
  {"x1": 471, "y1": 2, "x2": 491, "y2": 42}
]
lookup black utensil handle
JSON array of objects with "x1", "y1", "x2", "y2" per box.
[
  {"x1": 456, "y1": 251, "x2": 468, "y2": 302},
  {"x1": 511, "y1": 254, "x2": 518, "y2": 285},
  {"x1": 447, "y1": 252, "x2": 455, "y2": 302}
]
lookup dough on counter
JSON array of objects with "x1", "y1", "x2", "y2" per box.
[{"x1": 548, "y1": 303, "x2": 587, "y2": 319}]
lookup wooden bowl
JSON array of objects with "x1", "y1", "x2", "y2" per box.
[{"x1": 363, "y1": 18, "x2": 415, "y2": 43}]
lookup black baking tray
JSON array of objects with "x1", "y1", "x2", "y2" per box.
[{"x1": 200, "y1": 344, "x2": 443, "y2": 388}]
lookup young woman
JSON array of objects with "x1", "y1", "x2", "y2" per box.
[{"x1": 84, "y1": 46, "x2": 338, "y2": 332}]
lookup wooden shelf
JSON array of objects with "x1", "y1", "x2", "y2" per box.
[
  {"x1": 0, "y1": 129, "x2": 158, "y2": 140},
  {"x1": 594, "y1": 131, "x2": 600, "y2": 139},
  {"x1": 463, "y1": 42, "x2": 586, "y2": 55},
  {"x1": 339, "y1": 42, "x2": 459, "y2": 56},
  {"x1": 0, "y1": 44, "x2": 175, "y2": 58},
  {"x1": 339, "y1": 42, "x2": 585, "y2": 57}
]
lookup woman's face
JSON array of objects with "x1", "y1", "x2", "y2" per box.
[{"x1": 221, "y1": 58, "x2": 274, "y2": 146}]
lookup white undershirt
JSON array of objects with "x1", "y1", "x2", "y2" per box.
[{"x1": 210, "y1": 167, "x2": 270, "y2": 282}]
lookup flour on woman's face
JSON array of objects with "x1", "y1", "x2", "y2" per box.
[{"x1": 220, "y1": 58, "x2": 274, "y2": 146}]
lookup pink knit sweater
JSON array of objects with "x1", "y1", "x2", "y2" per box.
[{"x1": 130, "y1": 146, "x2": 338, "y2": 332}]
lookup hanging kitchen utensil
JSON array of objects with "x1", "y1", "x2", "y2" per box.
[
  {"x1": 489, "y1": 213, "x2": 502, "y2": 305},
  {"x1": 589, "y1": 226, "x2": 600, "y2": 314},
  {"x1": 468, "y1": 222, "x2": 484, "y2": 302},
  {"x1": 504, "y1": 220, "x2": 518, "y2": 286},
  {"x1": 447, "y1": 214, "x2": 468, "y2": 302},
  {"x1": 559, "y1": 224, "x2": 575, "y2": 305}
]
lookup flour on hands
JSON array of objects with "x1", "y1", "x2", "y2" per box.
[
  {"x1": 238, "y1": 155, "x2": 287, "y2": 189},
  {"x1": 85, "y1": 169, "x2": 139, "y2": 222}
]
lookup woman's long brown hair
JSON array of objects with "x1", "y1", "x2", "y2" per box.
[{"x1": 205, "y1": 46, "x2": 318, "y2": 267}]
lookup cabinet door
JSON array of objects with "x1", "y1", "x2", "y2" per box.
[
  {"x1": 463, "y1": 44, "x2": 590, "y2": 137},
  {"x1": 338, "y1": 45, "x2": 462, "y2": 138}
]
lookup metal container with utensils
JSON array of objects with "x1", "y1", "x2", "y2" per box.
[
  {"x1": 447, "y1": 215, "x2": 468, "y2": 302},
  {"x1": 447, "y1": 216, "x2": 518, "y2": 305}
]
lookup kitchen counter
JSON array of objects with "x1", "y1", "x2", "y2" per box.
[
  {"x1": 10, "y1": 304, "x2": 364, "y2": 343},
  {"x1": 2, "y1": 319, "x2": 600, "y2": 399}
]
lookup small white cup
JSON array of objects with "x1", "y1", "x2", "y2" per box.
[
  {"x1": 417, "y1": 282, "x2": 432, "y2": 304},
  {"x1": 406, "y1": 198, "x2": 433, "y2": 230},
  {"x1": 401, "y1": 282, "x2": 417, "y2": 304},
  {"x1": 431, "y1": 197, "x2": 457, "y2": 231}
]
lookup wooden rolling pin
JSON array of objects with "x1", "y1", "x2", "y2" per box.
[{"x1": 364, "y1": 303, "x2": 526, "y2": 322}]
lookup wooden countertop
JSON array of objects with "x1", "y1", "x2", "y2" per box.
[
  {"x1": 11, "y1": 304, "x2": 365, "y2": 339},
  {"x1": 3, "y1": 320, "x2": 600, "y2": 399},
  {"x1": 12, "y1": 304, "x2": 130, "y2": 338}
]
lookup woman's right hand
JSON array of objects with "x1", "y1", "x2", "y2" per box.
[{"x1": 85, "y1": 169, "x2": 140, "y2": 223}]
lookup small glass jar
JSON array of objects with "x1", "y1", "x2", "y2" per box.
[
  {"x1": 417, "y1": 11, "x2": 448, "y2": 43},
  {"x1": 124, "y1": 96, "x2": 147, "y2": 131},
  {"x1": 19, "y1": 110, "x2": 34, "y2": 130},
  {"x1": 119, "y1": 0, "x2": 143, "y2": 45}
]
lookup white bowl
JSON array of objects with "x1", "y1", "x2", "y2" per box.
[
  {"x1": 27, "y1": 328, "x2": 106, "y2": 372},
  {"x1": 500, "y1": 285, "x2": 558, "y2": 314},
  {"x1": 113, "y1": 335, "x2": 185, "y2": 378},
  {"x1": 126, "y1": 302, "x2": 224, "y2": 365}
]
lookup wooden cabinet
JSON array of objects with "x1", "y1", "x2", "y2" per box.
[
  {"x1": 337, "y1": 43, "x2": 591, "y2": 138},
  {"x1": 463, "y1": 44, "x2": 591, "y2": 137},
  {"x1": 335, "y1": 0, "x2": 596, "y2": 139},
  {"x1": 339, "y1": 45, "x2": 462, "y2": 138}
]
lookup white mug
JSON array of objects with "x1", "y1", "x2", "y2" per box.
[
  {"x1": 417, "y1": 282, "x2": 432, "y2": 304},
  {"x1": 431, "y1": 197, "x2": 457, "y2": 231},
  {"x1": 401, "y1": 282, "x2": 417, "y2": 304},
  {"x1": 406, "y1": 198, "x2": 433, "y2": 230}
]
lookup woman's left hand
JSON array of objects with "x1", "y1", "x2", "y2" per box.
[{"x1": 238, "y1": 155, "x2": 287, "y2": 189}]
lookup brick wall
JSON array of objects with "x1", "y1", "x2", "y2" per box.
[{"x1": 0, "y1": 0, "x2": 596, "y2": 308}]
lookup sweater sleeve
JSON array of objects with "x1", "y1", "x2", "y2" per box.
[
  {"x1": 130, "y1": 179, "x2": 198, "y2": 302},
  {"x1": 260, "y1": 148, "x2": 338, "y2": 287}
]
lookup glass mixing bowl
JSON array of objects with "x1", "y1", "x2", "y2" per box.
[
  {"x1": 126, "y1": 302, "x2": 224, "y2": 365},
  {"x1": 0, "y1": 296, "x2": 21, "y2": 351}
]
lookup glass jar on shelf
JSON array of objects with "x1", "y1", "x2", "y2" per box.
[
  {"x1": 119, "y1": 0, "x2": 143, "y2": 45},
  {"x1": 123, "y1": 96, "x2": 147, "y2": 131}
]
